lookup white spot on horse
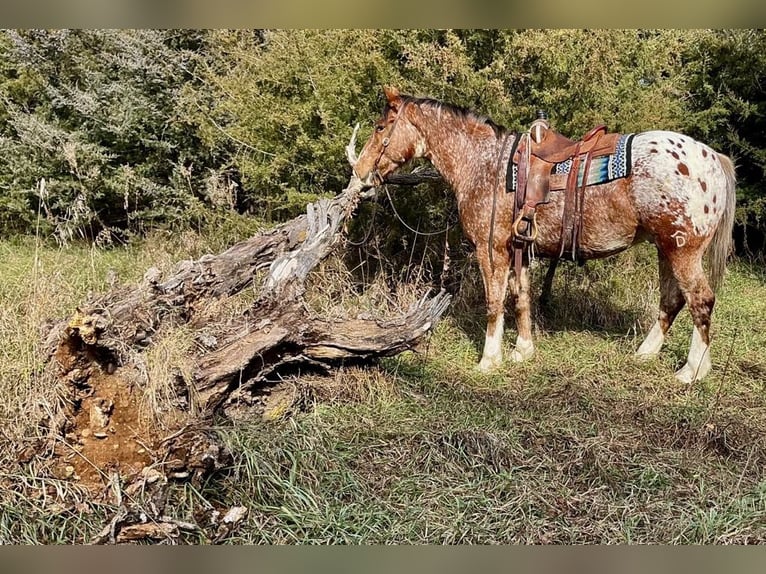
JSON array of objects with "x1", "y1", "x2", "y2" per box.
[
  {"x1": 631, "y1": 131, "x2": 726, "y2": 235},
  {"x1": 414, "y1": 138, "x2": 427, "y2": 157}
]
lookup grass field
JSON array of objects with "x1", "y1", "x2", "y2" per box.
[{"x1": 1, "y1": 228, "x2": 765, "y2": 544}]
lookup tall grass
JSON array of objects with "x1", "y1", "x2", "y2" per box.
[
  {"x1": 1, "y1": 229, "x2": 765, "y2": 543},
  {"x1": 211, "y1": 247, "x2": 766, "y2": 544}
]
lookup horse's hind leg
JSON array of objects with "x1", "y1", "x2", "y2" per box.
[
  {"x1": 668, "y1": 251, "x2": 716, "y2": 383},
  {"x1": 539, "y1": 257, "x2": 559, "y2": 306},
  {"x1": 675, "y1": 258, "x2": 715, "y2": 383},
  {"x1": 636, "y1": 250, "x2": 686, "y2": 358}
]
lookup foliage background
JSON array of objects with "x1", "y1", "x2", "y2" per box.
[{"x1": 0, "y1": 29, "x2": 763, "y2": 252}]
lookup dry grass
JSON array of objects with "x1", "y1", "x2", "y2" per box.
[
  {"x1": 1, "y1": 230, "x2": 765, "y2": 544},
  {"x1": 304, "y1": 254, "x2": 434, "y2": 321},
  {"x1": 0, "y1": 232, "x2": 226, "y2": 452},
  {"x1": 140, "y1": 325, "x2": 199, "y2": 430},
  {"x1": 212, "y1": 246, "x2": 766, "y2": 544}
]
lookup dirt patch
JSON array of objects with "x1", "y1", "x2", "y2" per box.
[{"x1": 51, "y1": 339, "x2": 158, "y2": 490}]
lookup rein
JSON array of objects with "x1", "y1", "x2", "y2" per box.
[{"x1": 384, "y1": 185, "x2": 453, "y2": 237}]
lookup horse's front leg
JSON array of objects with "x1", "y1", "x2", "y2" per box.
[
  {"x1": 508, "y1": 262, "x2": 535, "y2": 362},
  {"x1": 477, "y1": 244, "x2": 510, "y2": 372}
]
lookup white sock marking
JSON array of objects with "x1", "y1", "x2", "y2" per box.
[
  {"x1": 676, "y1": 326, "x2": 712, "y2": 383},
  {"x1": 478, "y1": 315, "x2": 504, "y2": 370},
  {"x1": 510, "y1": 335, "x2": 535, "y2": 362},
  {"x1": 636, "y1": 320, "x2": 665, "y2": 357}
]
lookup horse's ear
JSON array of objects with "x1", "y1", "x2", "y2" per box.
[{"x1": 383, "y1": 85, "x2": 401, "y2": 108}]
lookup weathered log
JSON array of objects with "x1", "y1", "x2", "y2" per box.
[
  {"x1": 194, "y1": 290, "x2": 451, "y2": 412},
  {"x1": 54, "y1": 177, "x2": 366, "y2": 358},
  {"x1": 40, "y1": 128, "x2": 453, "y2": 494},
  {"x1": 54, "y1": 170, "x2": 444, "y2": 359}
]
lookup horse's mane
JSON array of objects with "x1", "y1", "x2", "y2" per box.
[{"x1": 392, "y1": 95, "x2": 507, "y2": 137}]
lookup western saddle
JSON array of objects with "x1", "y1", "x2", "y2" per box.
[{"x1": 506, "y1": 111, "x2": 623, "y2": 276}]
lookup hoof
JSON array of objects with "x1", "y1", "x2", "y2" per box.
[
  {"x1": 477, "y1": 356, "x2": 502, "y2": 373},
  {"x1": 674, "y1": 361, "x2": 711, "y2": 384},
  {"x1": 674, "y1": 364, "x2": 697, "y2": 384},
  {"x1": 510, "y1": 339, "x2": 535, "y2": 363}
]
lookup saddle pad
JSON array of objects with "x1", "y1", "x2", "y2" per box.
[{"x1": 508, "y1": 133, "x2": 635, "y2": 192}]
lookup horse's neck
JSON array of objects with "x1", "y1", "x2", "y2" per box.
[{"x1": 418, "y1": 113, "x2": 501, "y2": 196}]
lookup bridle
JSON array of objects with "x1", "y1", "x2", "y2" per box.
[{"x1": 370, "y1": 100, "x2": 409, "y2": 184}]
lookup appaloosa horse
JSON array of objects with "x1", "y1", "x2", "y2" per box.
[{"x1": 352, "y1": 86, "x2": 736, "y2": 383}]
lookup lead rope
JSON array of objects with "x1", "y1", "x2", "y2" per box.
[
  {"x1": 385, "y1": 184, "x2": 455, "y2": 291},
  {"x1": 384, "y1": 185, "x2": 453, "y2": 237},
  {"x1": 346, "y1": 201, "x2": 378, "y2": 246}
]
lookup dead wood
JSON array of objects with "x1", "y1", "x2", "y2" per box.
[
  {"x1": 194, "y1": 290, "x2": 452, "y2": 412},
  {"x1": 49, "y1": 178, "x2": 366, "y2": 360},
  {"x1": 41, "y1": 131, "x2": 453, "y2": 494}
]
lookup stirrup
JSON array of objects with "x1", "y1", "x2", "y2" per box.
[{"x1": 513, "y1": 211, "x2": 538, "y2": 243}]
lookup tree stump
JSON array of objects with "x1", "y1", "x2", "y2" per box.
[{"x1": 41, "y1": 166, "x2": 452, "y2": 495}]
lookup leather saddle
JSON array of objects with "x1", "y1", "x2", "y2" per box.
[
  {"x1": 530, "y1": 124, "x2": 612, "y2": 163},
  {"x1": 507, "y1": 115, "x2": 623, "y2": 262}
]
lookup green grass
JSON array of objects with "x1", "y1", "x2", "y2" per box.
[
  {"x1": 1, "y1": 235, "x2": 765, "y2": 544},
  {"x1": 201, "y1": 248, "x2": 766, "y2": 544}
]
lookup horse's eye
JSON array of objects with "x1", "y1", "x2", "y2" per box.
[{"x1": 375, "y1": 124, "x2": 385, "y2": 132}]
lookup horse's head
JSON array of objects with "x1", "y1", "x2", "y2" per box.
[{"x1": 353, "y1": 86, "x2": 422, "y2": 187}]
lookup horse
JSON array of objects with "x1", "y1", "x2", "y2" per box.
[{"x1": 351, "y1": 86, "x2": 736, "y2": 383}]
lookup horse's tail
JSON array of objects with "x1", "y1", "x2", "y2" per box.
[{"x1": 708, "y1": 153, "x2": 737, "y2": 292}]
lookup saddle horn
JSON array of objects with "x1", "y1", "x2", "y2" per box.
[{"x1": 531, "y1": 110, "x2": 551, "y2": 144}]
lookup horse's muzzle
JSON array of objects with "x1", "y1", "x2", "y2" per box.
[{"x1": 359, "y1": 170, "x2": 382, "y2": 189}]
